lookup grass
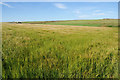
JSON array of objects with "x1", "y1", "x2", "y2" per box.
[
  {"x1": 2, "y1": 21, "x2": 118, "y2": 78},
  {"x1": 23, "y1": 19, "x2": 118, "y2": 27}
]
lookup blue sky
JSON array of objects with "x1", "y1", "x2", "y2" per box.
[
  {"x1": 2, "y1": 0, "x2": 120, "y2": 2},
  {"x1": 1, "y1": 2, "x2": 118, "y2": 22}
]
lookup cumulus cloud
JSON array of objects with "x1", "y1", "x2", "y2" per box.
[
  {"x1": 54, "y1": 3, "x2": 67, "y2": 9},
  {"x1": 0, "y1": 2, "x2": 13, "y2": 8}
]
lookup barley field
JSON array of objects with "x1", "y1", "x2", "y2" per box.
[{"x1": 2, "y1": 20, "x2": 118, "y2": 78}]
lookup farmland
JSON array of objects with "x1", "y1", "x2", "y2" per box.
[
  {"x1": 2, "y1": 19, "x2": 118, "y2": 78},
  {"x1": 24, "y1": 19, "x2": 118, "y2": 27}
]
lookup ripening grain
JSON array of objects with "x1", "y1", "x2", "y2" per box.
[{"x1": 2, "y1": 22, "x2": 118, "y2": 78}]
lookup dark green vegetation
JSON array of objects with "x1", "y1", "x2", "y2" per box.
[
  {"x1": 2, "y1": 21, "x2": 118, "y2": 78},
  {"x1": 23, "y1": 19, "x2": 118, "y2": 27}
]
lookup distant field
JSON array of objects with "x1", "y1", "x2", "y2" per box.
[
  {"x1": 23, "y1": 19, "x2": 118, "y2": 27},
  {"x1": 2, "y1": 22, "x2": 118, "y2": 78}
]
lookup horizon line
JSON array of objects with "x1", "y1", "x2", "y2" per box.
[{"x1": 1, "y1": 18, "x2": 118, "y2": 22}]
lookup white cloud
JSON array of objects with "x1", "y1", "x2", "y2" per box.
[
  {"x1": 2, "y1": 0, "x2": 120, "y2": 2},
  {"x1": 54, "y1": 3, "x2": 67, "y2": 9},
  {"x1": 92, "y1": 10, "x2": 105, "y2": 16},
  {"x1": 78, "y1": 15, "x2": 90, "y2": 18},
  {"x1": 94, "y1": 10, "x2": 101, "y2": 12},
  {"x1": 0, "y1": 2, "x2": 13, "y2": 8},
  {"x1": 93, "y1": 13, "x2": 105, "y2": 15},
  {"x1": 74, "y1": 10, "x2": 80, "y2": 14},
  {"x1": 107, "y1": 11, "x2": 114, "y2": 13}
]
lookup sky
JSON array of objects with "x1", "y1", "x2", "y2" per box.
[
  {"x1": 2, "y1": 0, "x2": 120, "y2": 2},
  {"x1": 1, "y1": 2, "x2": 118, "y2": 22}
]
